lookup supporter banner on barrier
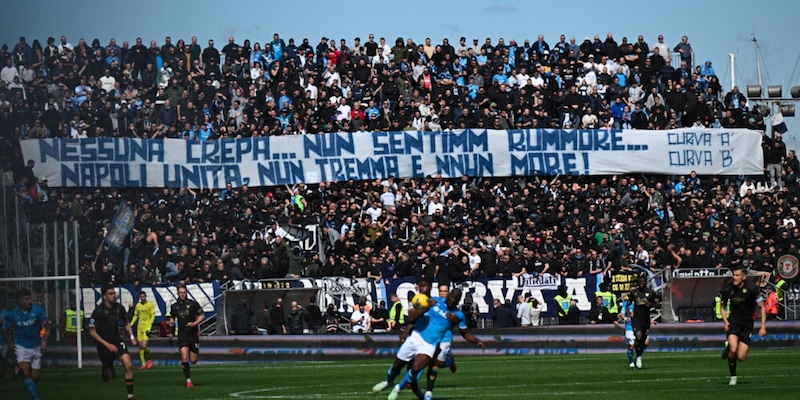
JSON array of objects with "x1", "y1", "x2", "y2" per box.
[
  {"x1": 298, "y1": 275, "x2": 600, "y2": 318},
  {"x1": 80, "y1": 282, "x2": 220, "y2": 324},
  {"x1": 20, "y1": 128, "x2": 763, "y2": 188},
  {"x1": 515, "y1": 272, "x2": 560, "y2": 291}
]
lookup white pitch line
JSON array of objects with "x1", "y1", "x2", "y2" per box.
[{"x1": 195, "y1": 372, "x2": 798, "y2": 399}]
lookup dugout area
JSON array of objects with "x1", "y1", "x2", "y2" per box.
[{"x1": 217, "y1": 285, "x2": 322, "y2": 335}]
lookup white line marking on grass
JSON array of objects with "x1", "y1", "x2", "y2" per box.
[
  {"x1": 373, "y1": 385, "x2": 800, "y2": 398},
  {"x1": 219, "y1": 383, "x2": 382, "y2": 399},
  {"x1": 196, "y1": 372, "x2": 797, "y2": 400}
]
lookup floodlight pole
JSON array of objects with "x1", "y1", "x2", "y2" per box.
[
  {"x1": 728, "y1": 53, "x2": 736, "y2": 90},
  {"x1": 753, "y1": 37, "x2": 763, "y2": 89}
]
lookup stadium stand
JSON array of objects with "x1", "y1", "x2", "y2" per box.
[{"x1": 0, "y1": 32, "x2": 794, "y2": 317}]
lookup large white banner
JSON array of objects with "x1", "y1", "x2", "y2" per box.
[{"x1": 20, "y1": 128, "x2": 764, "y2": 188}]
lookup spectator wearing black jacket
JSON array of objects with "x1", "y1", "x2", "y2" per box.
[
  {"x1": 286, "y1": 300, "x2": 305, "y2": 335},
  {"x1": 269, "y1": 298, "x2": 287, "y2": 335},
  {"x1": 303, "y1": 297, "x2": 323, "y2": 334},
  {"x1": 229, "y1": 299, "x2": 254, "y2": 335},
  {"x1": 491, "y1": 298, "x2": 517, "y2": 328},
  {"x1": 589, "y1": 295, "x2": 612, "y2": 324}
]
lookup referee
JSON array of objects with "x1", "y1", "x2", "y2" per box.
[
  {"x1": 169, "y1": 284, "x2": 205, "y2": 388},
  {"x1": 720, "y1": 266, "x2": 767, "y2": 385},
  {"x1": 89, "y1": 284, "x2": 137, "y2": 400}
]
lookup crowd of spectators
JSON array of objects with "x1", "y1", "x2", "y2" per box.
[
  {"x1": 0, "y1": 31, "x2": 795, "y2": 291},
  {"x1": 0, "y1": 32, "x2": 772, "y2": 144}
]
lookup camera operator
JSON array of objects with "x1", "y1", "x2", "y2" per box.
[{"x1": 461, "y1": 292, "x2": 479, "y2": 329}]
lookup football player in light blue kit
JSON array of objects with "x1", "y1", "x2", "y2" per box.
[
  {"x1": 373, "y1": 285, "x2": 484, "y2": 400},
  {"x1": 421, "y1": 283, "x2": 458, "y2": 400},
  {"x1": 0, "y1": 302, "x2": 15, "y2": 379},
  {"x1": 372, "y1": 279, "x2": 434, "y2": 397},
  {"x1": 3, "y1": 289, "x2": 51, "y2": 400},
  {"x1": 615, "y1": 294, "x2": 636, "y2": 368}
]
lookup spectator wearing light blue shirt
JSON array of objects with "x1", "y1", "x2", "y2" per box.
[{"x1": 271, "y1": 33, "x2": 287, "y2": 62}]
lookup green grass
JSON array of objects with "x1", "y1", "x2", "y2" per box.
[{"x1": 2, "y1": 348, "x2": 800, "y2": 399}]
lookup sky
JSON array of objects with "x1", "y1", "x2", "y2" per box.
[{"x1": 3, "y1": 0, "x2": 800, "y2": 141}]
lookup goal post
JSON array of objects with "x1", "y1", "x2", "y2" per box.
[{"x1": 0, "y1": 275, "x2": 83, "y2": 368}]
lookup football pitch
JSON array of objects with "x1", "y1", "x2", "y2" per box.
[{"x1": 2, "y1": 348, "x2": 799, "y2": 400}]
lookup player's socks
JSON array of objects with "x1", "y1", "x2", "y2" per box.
[
  {"x1": 139, "y1": 349, "x2": 146, "y2": 366},
  {"x1": 101, "y1": 365, "x2": 117, "y2": 381},
  {"x1": 627, "y1": 348, "x2": 635, "y2": 364},
  {"x1": 396, "y1": 370, "x2": 412, "y2": 390},
  {"x1": 144, "y1": 348, "x2": 151, "y2": 361},
  {"x1": 728, "y1": 357, "x2": 737, "y2": 376},
  {"x1": 426, "y1": 368, "x2": 438, "y2": 392},
  {"x1": 126, "y1": 378, "x2": 134, "y2": 396},
  {"x1": 442, "y1": 357, "x2": 453, "y2": 369},
  {"x1": 182, "y1": 362, "x2": 191, "y2": 379},
  {"x1": 386, "y1": 366, "x2": 400, "y2": 384},
  {"x1": 24, "y1": 378, "x2": 39, "y2": 400},
  {"x1": 373, "y1": 366, "x2": 401, "y2": 393},
  {"x1": 722, "y1": 341, "x2": 729, "y2": 359},
  {"x1": 446, "y1": 357, "x2": 457, "y2": 373},
  {"x1": 408, "y1": 370, "x2": 422, "y2": 398}
]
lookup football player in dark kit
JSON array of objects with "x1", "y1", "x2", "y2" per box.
[
  {"x1": 89, "y1": 284, "x2": 137, "y2": 400},
  {"x1": 629, "y1": 274, "x2": 658, "y2": 369},
  {"x1": 720, "y1": 266, "x2": 767, "y2": 386},
  {"x1": 169, "y1": 284, "x2": 205, "y2": 388}
]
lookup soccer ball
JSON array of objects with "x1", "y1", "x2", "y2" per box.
[{"x1": 411, "y1": 293, "x2": 431, "y2": 309}]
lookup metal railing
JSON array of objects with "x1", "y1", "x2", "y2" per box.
[{"x1": 197, "y1": 280, "x2": 237, "y2": 336}]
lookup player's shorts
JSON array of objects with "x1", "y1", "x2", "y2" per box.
[
  {"x1": 15, "y1": 345, "x2": 42, "y2": 369},
  {"x1": 96, "y1": 340, "x2": 129, "y2": 367},
  {"x1": 137, "y1": 325, "x2": 153, "y2": 342},
  {"x1": 633, "y1": 320, "x2": 650, "y2": 336},
  {"x1": 436, "y1": 341, "x2": 453, "y2": 363},
  {"x1": 727, "y1": 322, "x2": 754, "y2": 346},
  {"x1": 625, "y1": 329, "x2": 635, "y2": 346},
  {"x1": 177, "y1": 335, "x2": 200, "y2": 354},
  {"x1": 396, "y1": 331, "x2": 436, "y2": 362}
]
